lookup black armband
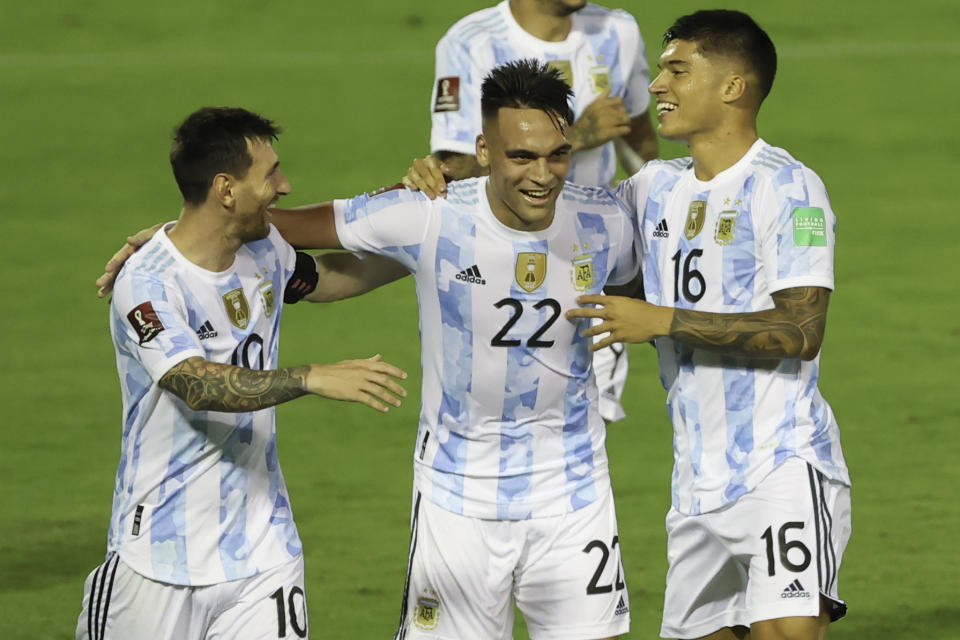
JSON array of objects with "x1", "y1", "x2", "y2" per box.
[{"x1": 284, "y1": 252, "x2": 319, "y2": 303}]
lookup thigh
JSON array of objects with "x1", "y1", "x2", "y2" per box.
[
  {"x1": 740, "y1": 459, "x2": 851, "y2": 626},
  {"x1": 208, "y1": 556, "x2": 308, "y2": 640},
  {"x1": 519, "y1": 489, "x2": 630, "y2": 640},
  {"x1": 76, "y1": 555, "x2": 198, "y2": 640},
  {"x1": 660, "y1": 508, "x2": 750, "y2": 639},
  {"x1": 395, "y1": 493, "x2": 516, "y2": 640}
]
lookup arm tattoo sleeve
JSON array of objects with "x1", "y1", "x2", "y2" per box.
[
  {"x1": 159, "y1": 358, "x2": 310, "y2": 412},
  {"x1": 669, "y1": 287, "x2": 829, "y2": 359}
]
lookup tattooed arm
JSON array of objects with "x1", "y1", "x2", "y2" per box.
[
  {"x1": 159, "y1": 355, "x2": 408, "y2": 413},
  {"x1": 567, "y1": 286, "x2": 831, "y2": 361}
]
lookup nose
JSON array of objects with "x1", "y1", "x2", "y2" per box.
[
  {"x1": 648, "y1": 71, "x2": 666, "y2": 95},
  {"x1": 274, "y1": 170, "x2": 292, "y2": 196},
  {"x1": 529, "y1": 157, "x2": 551, "y2": 184}
]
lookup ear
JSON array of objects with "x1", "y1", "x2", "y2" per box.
[
  {"x1": 212, "y1": 173, "x2": 235, "y2": 208},
  {"x1": 720, "y1": 72, "x2": 747, "y2": 104},
  {"x1": 476, "y1": 134, "x2": 490, "y2": 168}
]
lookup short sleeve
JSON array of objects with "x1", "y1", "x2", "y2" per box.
[
  {"x1": 430, "y1": 33, "x2": 483, "y2": 156},
  {"x1": 756, "y1": 165, "x2": 837, "y2": 293},
  {"x1": 606, "y1": 197, "x2": 642, "y2": 286},
  {"x1": 110, "y1": 272, "x2": 204, "y2": 382},
  {"x1": 333, "y1": 189, "x2": 432, "y2": 272},
  {"x1": 617, "y1": 12, "x2": 651, "y2": 118}
]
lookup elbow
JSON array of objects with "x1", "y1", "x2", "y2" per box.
[{"x1": 797, "y1": 338, "x2": 823, "y2": 361}]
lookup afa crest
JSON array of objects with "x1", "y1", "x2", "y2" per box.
[
  {"x1": 414, "y1": 595, "x2": 441, "y2": 631},
  {"x1": 714, "y1": 210, "x2": 740, "y2": 245},
  {"x1": 258, "y1": 281, "x2": 276, "y2": 317},
  {"x1": 589, "y1": 65, "x2": 610, "y2": 94},
  {"x1": 516, "y1": 252, "x2": 547, "y2": 292},
  {"x1": 571, "y1": 254, "x2": 595, "y2": 291},
  {"x1": 222, "y1": 288, "x2": 250, "y2": 329}
]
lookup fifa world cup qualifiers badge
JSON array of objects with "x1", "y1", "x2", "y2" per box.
[
  {"x1": 127, "y1": 301, "x2": 165, "y2": 345},
  {"x1": 434, "y1": 76, "x2": 461, "y2": 112}
]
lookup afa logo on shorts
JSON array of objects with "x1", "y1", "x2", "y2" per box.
[{"x1": 414, "y1": 593, "x2": 441, "y2": 630}]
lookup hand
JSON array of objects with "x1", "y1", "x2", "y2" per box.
[
  {"x1": 401, "y1": 155, "x2": 450, "y2": 200},
  {"x1": 567, "y1": 90, "x2": 631, "y2": 152},
  {"x1": 95, "y1": 223, "x2": 164, "y2": 298},
  {"x1": 307, "y1": 354, "x2": 408, "y2": 413},
  {"x1": 566, "y1": 294, "x2": 674, "y2": 350}
]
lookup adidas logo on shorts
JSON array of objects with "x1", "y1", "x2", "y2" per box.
[
  {"x1": 195, "y1": 320, "x2": 218, "y2": 340},
  {"x1": 781, "y1": 579, "x2": 811, "y2": 599},
  {"x1": 653, "y1": 219, "x2": 669, "y2": 238},
  {"x1": 455, "y1": 265, "x2": 486, "y2": 285},
  {"x1": 614, "y1": 595, "x2": 629, "y2": 616}
]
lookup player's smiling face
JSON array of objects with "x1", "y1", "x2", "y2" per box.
[
  {"x1": 232, "y1": 138, "x2": 291, "y2": 242},
  {"x1": 649, "y1": 39, "x2": 727, "y2": 143},
  {"x1": 478, "y1": 107, "x2": 572, "y2": 232}
]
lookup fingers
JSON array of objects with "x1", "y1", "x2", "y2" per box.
[
  {"x1": 404, "y1": 155, "x2": 448, "y2": 200},
  {"x1": 589, "y1": 334, "x2": 620, "y2": 351}
]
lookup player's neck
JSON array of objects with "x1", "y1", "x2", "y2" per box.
[
  {"x1": 167, "y1": 206, "x2": 242, "y2": 272},
  {"x1": 687, "y1": 126, "x2": 759, "y2": 182},
  {"x1": 509, "y1": 0, "x2": 573, "y2": 42}
]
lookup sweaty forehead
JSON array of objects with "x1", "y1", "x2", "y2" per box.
[{"x1": 488, "y1": 107, "x2": 566, "y2": 147}]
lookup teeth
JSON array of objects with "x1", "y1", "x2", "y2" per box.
[
  {"x1": 657, "y1": 101, "x2": 676, "y2": 114},
  {"x1": 523, "y1": 189, "x2": 549, "y2": 198}
]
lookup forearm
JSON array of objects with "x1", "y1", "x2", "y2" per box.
[
  {"x1": 307, "y1": 253, "x2": 409, "y2": 302},
  {"x1": 270, "y1": 203, "x2": 341, "y2": 250},
  {"x1": 159, "y1": 357, "x2": 309, "y2": 412},
  {"x1": 669, "y1": 288, "x2": 829, "y2": 360}
]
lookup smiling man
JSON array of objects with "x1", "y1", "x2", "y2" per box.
[
  {"x1": 569, "y1": 10, "x2": 852, "y2": 640},
  {"x1": 77, "y1": 107, "x2": 409, "y2": 640},
  {"x1": 268, "y1": 60, "x2": 640, "y2": 639}
]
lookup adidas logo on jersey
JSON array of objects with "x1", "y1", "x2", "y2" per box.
[
  {"x1": 653, "y1": 219, "x2": 670, "y2": 238},
  {"x1": 195, "y1": 320, "x2": 218, "y2": 340},
  {"x1": 614, "y1": 595, "x2": 629, "y2": 616},
  {"x1": 781, "y1": 579, "x2": 811, "y2": 599},
  {"x1": 455, "y1": 265, "x2": 486, "y2": 285}
]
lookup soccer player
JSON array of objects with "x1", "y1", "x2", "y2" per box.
[
  {"x1": 77, "y1": 107, "x2": 408, "y2": 640},
  {"x1": 568, "y1": 11, "x2": 852, "y2": 640},
  {"x1": 420, "y1": 0, "x2": 659, "y2": 423},
  {"x1": 271, "y1": 60, "x2": 639, "y2": 639}
]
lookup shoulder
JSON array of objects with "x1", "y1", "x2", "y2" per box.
[
  {"x1": 440, "y1": 5, "x2": 508, "y2": 47},
  {"x1": 445, "y1": 177, "x2": 485, "y2": 207},
  {"x1": 116, "y1": 234, "x2": 178, "y2": 287},
  {"x1": 574, "y1": 3, "x2": 641, "y2": 36},
  {"x1": 560, "y1": 181, "x2": 628, "y2": 215},
  {"x1": 749, "y1": 142, "x2": 824, "y2": 194}
]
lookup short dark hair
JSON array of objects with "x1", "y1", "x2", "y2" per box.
[
  {"x1": 664, "y1": 10, "x2": 777, "y2": 102},
  {"x1": 480, "y1": 59, "x2": 574, "y2": 126},
  {"x1": 170, "y1": 106, "x2": 282, "y2": 205}
]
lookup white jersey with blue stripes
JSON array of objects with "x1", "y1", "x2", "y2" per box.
[
  {"x1": 430, "y1": 0, "x2": 650, "y2": 187},
  {"x1": 334, "y1": 179, "x2": 639, "y2": 520},
  {"x1": 106, "y1": 223, "x2": 301, "y2": 585},
  {"x1": 616, "y1": 139, "x2": 851, "y2": 515}
]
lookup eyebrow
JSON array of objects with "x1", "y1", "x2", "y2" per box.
[
  {"x1": 505, "y1": 143, "x2": 572, "y2": 158},
  {"x1": 657, "y1": 58, "x2": 690, "y2": 70}
]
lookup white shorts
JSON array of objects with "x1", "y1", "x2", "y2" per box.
[
  {"x1": 394, "y1": 489, "x2": 630, "y2": 640},
  {"x1": 660, "y1": 457, "x2": 851, "y2": 639},
  {"x1": 592, "y1": 336, "x2": 629, "y2": 423},
  {"x1": 76, "y1": 554, "x2": 308, "y2": 640}
]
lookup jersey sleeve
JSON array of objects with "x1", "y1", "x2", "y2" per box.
[
  {"x1": 333, "y1": 189, "x2": 431, "y2": 272},
  {"x1": 615, "y1": 11, "x2": 651, "y2": 118},
  {"x1": 269, "y1": 224, "x2": 298, "y2": 284},
  {"x1": 429, "y1": 32, "x2": 482, "y2": 156},
  {"x1": 756, "y1": 165, "x2": 837, "y2": 293},
  {"x1": 110, "y1": 270, "x2": 204, "y2": 382},
  {"x1": 605, "y1": 195, "x2": 642, "y2": 286}
]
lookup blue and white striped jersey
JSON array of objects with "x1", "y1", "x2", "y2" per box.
[
  {"x1": 616, "y1": 139, "x2": 850, "y2": 515},
  {"x1": 430, "y1": 1, "x2": 650, "y2": 187},
  {"x1": 334, "y1": 179, "x2": 639, "y2": 519},
  {"x1": 106, "y1": 224, "x2": 301, "y2": 585}
]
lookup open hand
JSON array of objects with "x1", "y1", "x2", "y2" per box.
[
  {"x1": 96, "y1": 223, "x2": 164, "y2": 298},
  {"x1": 566, "y1": 294, "x2": 673, "y2": 350},
  {"x1": 401, "y1": 155, "x2": 450, "y2": 200},
  {"x1": 307, "y1": 354, "x2": 408, "y2": 412},
  {"x1": 568, "y1": 90, "x2": 631, "y2": 152}
]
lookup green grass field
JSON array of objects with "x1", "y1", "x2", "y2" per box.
[{"x1": 2, "y1": 1, "x2": 958, "y2": 637}]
